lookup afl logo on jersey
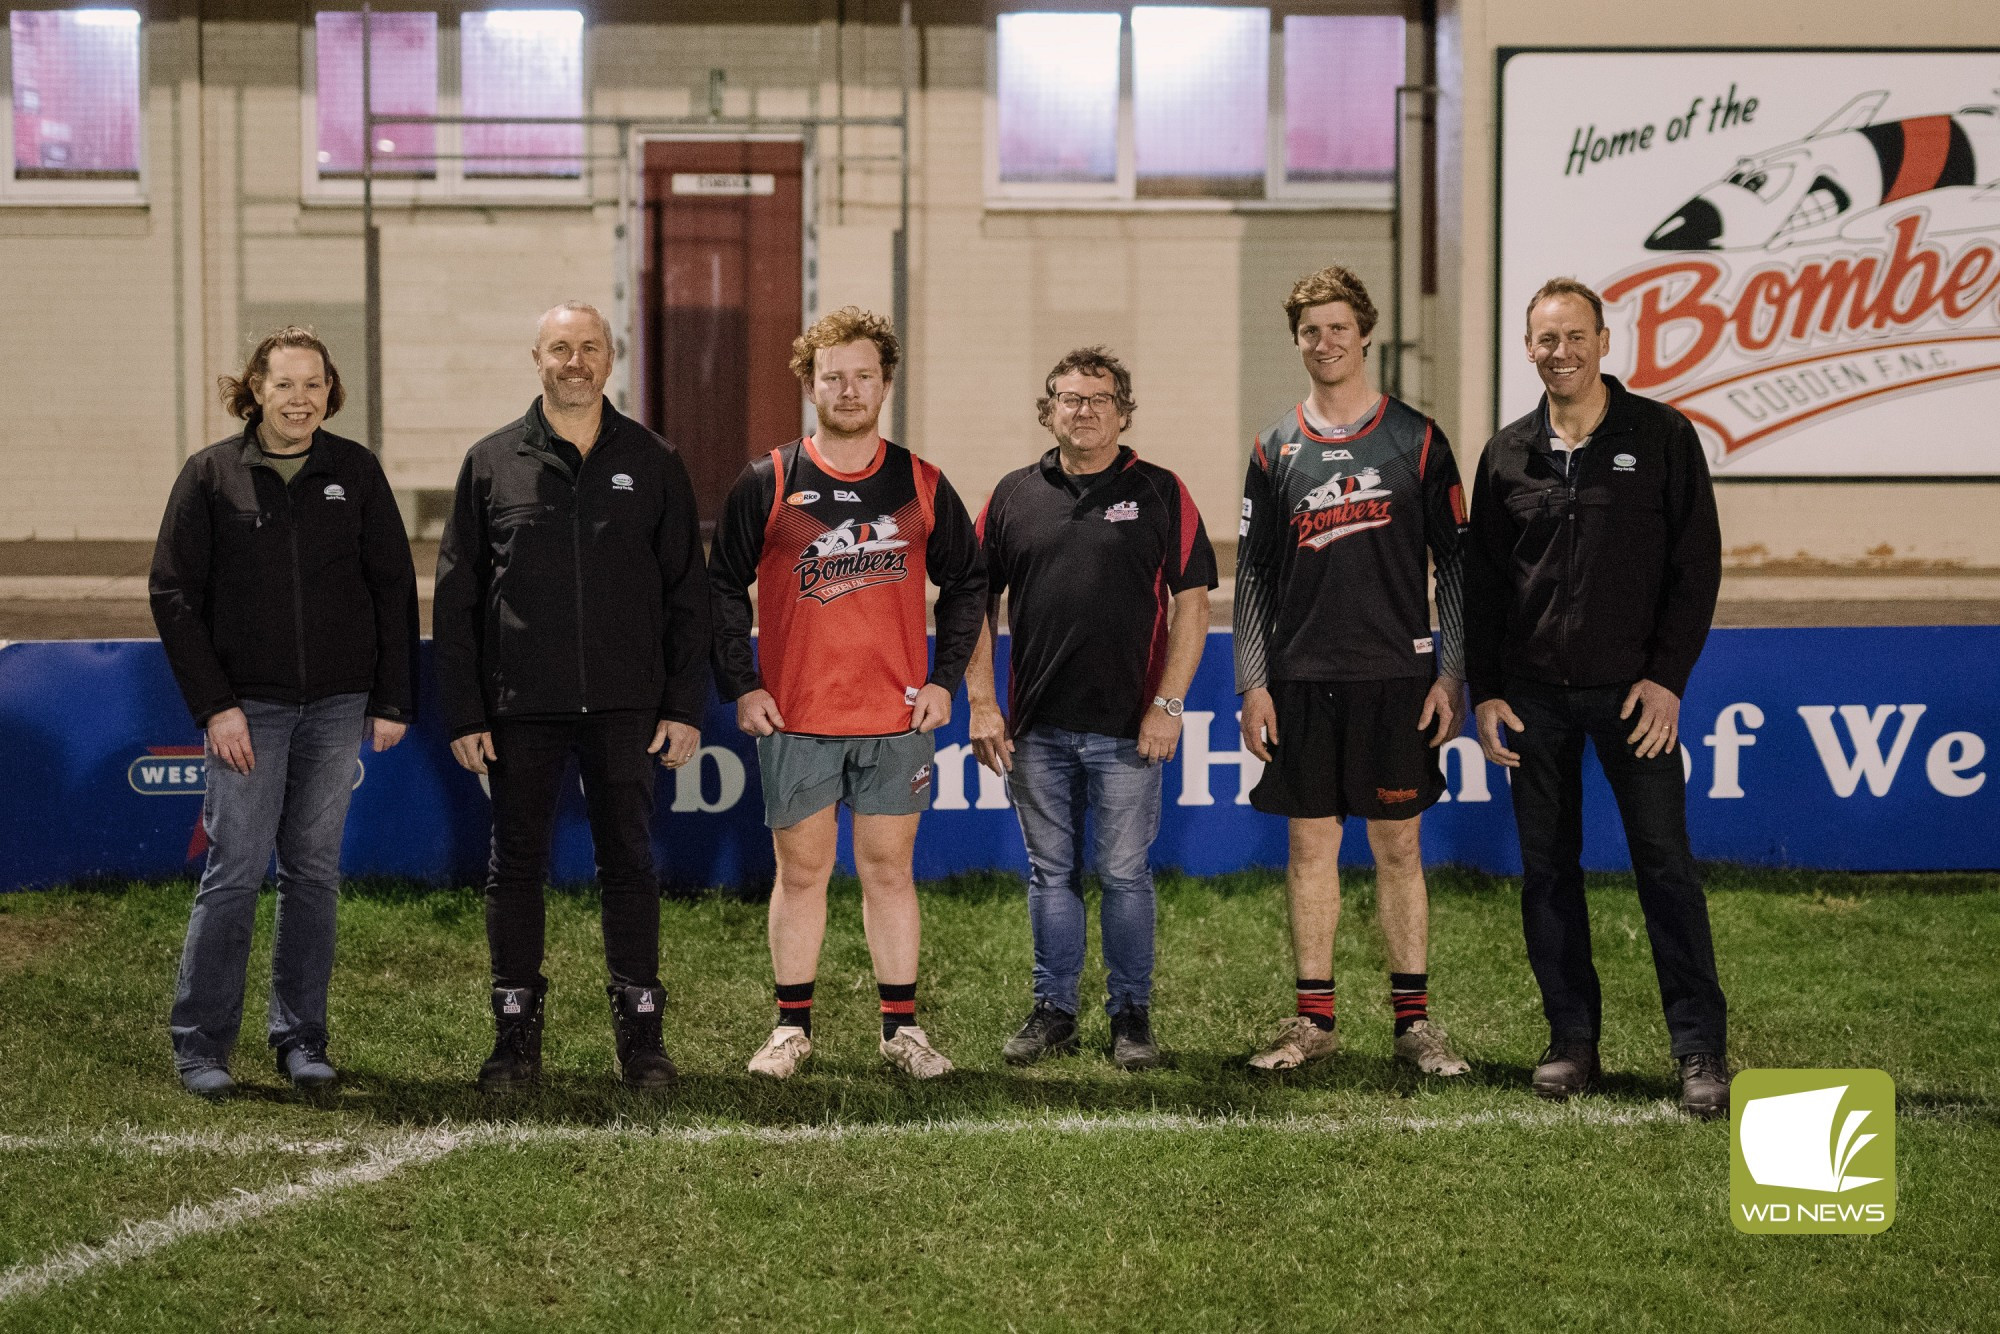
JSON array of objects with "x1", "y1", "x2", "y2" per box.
[
  {"x1": 794, "y1": 516, "x2": 911, "y2": 604},
  {"x1": 786, "y1": 490, "x2": 821, "y2": 505}
]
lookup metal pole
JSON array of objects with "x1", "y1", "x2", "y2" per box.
[
  {"x1": 362, "y1": 4, "x2": 382, "y2": 454},
  {"x1": 892, "y1": 0, "x2": 911, "y2": 447},
  {"x1": 1390, "y1": 84, "x2": 1439, "y2": 405}
]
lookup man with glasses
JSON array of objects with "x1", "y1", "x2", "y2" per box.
[{"x1": 967, "y1": 346, "x2": 1216, "y2": 1069}]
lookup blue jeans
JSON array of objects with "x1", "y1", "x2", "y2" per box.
[
  {"x1": 1006, "y1": 726, "x2": 1162, "y2": 1016},
  {"x1": 169, "y1": 694, "x2": 368, "y2": 1071}
]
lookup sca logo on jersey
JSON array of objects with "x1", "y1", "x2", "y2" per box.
[
  {"x1": 1103, "y1": 500, "x2": 1139, "y2": 523},
  {"x1": 322, "y1": 483, "x2": 346, "y2": 501},
  {"x1": 785, "y1": 490, "x2": 821, "y2": 505},
  {"x1": 611, "y1": 472, "x2": 635, "y2": 492},
  {"x1": 1292, "y1": 467, "x2": 1395, "y2": 550},
  {"x1": 794, "y1": 515, "x2": 910, "y2": 604}
]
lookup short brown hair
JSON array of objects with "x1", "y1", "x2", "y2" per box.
[
  {"x1": 219, "y1": 326, "x2": 345, "y2": 423},
  {"x1": 790, "y1": 306, "x2": 900, "y2": 386},
  {"x1": 1284, "y1": 265, "x2": 1378, "y2": 341},
  {"x1": 1525, "y1": 277, "x2": 1606, "y2": 333},
  {"x1": 1036, "y1": 346, "x2": 1137, "y2": 431}
]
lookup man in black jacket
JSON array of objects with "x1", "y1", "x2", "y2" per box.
[
  {"x1": 434, "y1": 301, "x2": 710, "y2": 1093},
  {"x1": 1466, "y1": 277, "x2": 1730, "y2": 1119}
]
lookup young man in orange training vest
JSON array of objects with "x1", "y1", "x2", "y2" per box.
[{"x1": 709, "y1": 307, "x2": 985, "y2": 1080}]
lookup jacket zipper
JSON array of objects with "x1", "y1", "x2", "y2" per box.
[
  {"x1": 1560, "y1": 452, "x2": 1578, "y2": 683},
  {"x1": 283, "y1": 476, "x2": 308, "y2": 692},
  {"x1": 570, "y1": 449, "x2": 590, "y2": 713}
]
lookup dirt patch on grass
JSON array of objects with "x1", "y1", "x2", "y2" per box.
[{"x1": 0, "y1": 907, "x2": 80, "y2": 976}]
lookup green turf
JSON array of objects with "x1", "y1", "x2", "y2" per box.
[{"x1": 0, "y1": 868, "x2": 1995, "y2": 1332}]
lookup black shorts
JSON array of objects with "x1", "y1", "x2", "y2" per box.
[{"x1": 1249, "y1": 678, "x2": 1445, "y2": 821}]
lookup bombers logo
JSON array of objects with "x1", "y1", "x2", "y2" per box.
[
  {"x1": 794, "y1": 515, "x2": 910, "y2": 604},
  {"x1": 1602, "y1": 90, "x2": 2000, "y2": 462},
  {"x1": 1291, "y1": 467, "x2": 1394, "y2": 550}
]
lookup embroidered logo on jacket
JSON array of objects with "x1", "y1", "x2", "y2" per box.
[
  {"x1": 794, "y1": 516, "x2": 911, "y2": 604},
  {"x1": 1291, "y1": 468, "x2": 1395, "y2": 550},
  {"x1": 611, "y1": 472, "x2": 634, "y2": 492},
  {"x1": 323, "y1": 484, "x2": 346, "y2": 501},
  {"x1": 1103, "y1": 500, "x2": 1139, "y2": 523}
]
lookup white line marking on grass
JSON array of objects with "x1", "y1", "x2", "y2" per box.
[
  {"x1": 16, "y1": 1095, "x2": 1974, "y2": 1304},
  {"x1": 0, "y1": 1128, "x2": 356, "y2": 1157},
  {"x1": 0, "y1": 1130, "x2": 463, "y2": 1305}
]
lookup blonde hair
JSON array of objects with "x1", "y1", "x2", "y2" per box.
[
  {"x1": 1283, "y1": 265, "x2": 1378, "y2": 341},
  {"x1": 1525, "y1": 277, "x2": 1606, "y2": 332}
]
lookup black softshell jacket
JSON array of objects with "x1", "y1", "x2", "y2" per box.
[
  {"x1": 1464, "y1": 376, "x2": 1722, "y2": 704},
  {"x1": 150, "y1": 427, "x2": 419, "y2": 726},
  {"x1": 433, "y1": 400, "x2": 711, "y2": 738}
]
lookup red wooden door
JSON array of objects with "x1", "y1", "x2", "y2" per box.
[{"x1": 640, "y1": 139, "x2": 804, "y2": 533}]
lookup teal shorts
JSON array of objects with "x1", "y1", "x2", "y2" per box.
[{"x1": 754, "y1": 730, "x2": 937, "y2": 829}]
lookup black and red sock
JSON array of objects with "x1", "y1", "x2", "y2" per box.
[
  {"x1": 775, "y1": 980, "x2": 814, "y2": 1035},
  {"x1": 1295, "y1": 978, "x2": 1336, "y2": 1032},
  {"x1": 1390, "y1": 972, "x2": 1429, "y2": 1036},
  {"x1": 879, "y1": 981, "x2": 917, "y2": 1040}
]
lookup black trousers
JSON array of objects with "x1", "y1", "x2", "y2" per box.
[
  {"x1": 484, "y1": 711, "x2": 661, "y2": 991},
  {"x1": 1508, "y1": 681, "x2": 1727, "y2": 1057}
]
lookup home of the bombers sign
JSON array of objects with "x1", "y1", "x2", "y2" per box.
[{"x1": 1498, "y1": 50, "x2": 2000, "y2": 476}]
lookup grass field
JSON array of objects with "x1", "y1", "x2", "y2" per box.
[{"x1": 0, "y1": 867, "x2": 1995, "y2": 1333}]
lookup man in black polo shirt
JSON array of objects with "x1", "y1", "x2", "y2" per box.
[
  {"x1": 968, "y1": 346, "x2": 1217, "y2": 1070},
  {"x1": 434, "y1": 301, "x2": 710, "y2": 1093}
]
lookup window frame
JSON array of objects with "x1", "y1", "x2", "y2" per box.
[
  {"x1": 984, "y1": 4, "x2": 1404, "y2": 211},
  {"x1": 0, "y1": 5, "x2": 150, "y2": 207},
  {"x1": 299, "y1": 6, "x2": 591, "y2": 208}
]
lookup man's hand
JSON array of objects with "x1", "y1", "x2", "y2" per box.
[
  {"x1": 1138, "y1": 702, "x2": 1184, "y2": 765},
  {"x1": 369, "y1": 718, "x2": 408, "y2": 753},
  {"x1": 1239, "y1": 686, "x2": 1278, "y2": 763},
  {"x1": 1621, "y1": 679, "x2": 1682, "y2": 759},
  {"x1": 451, "y1": 730, "x2": 497, "y2": 775},
  {"x1": 737, "y1": 689, "x2": 785, "y2": 737},
  {"x1": 650, "y1": 720, "x2": 701, "y2": 768},
  {"x1": 1417, "y1": 675, "x2": 1465, "y2": 748},
  {"x1": 1474, "y1": 698, "x2": 1524, "y2": 768},
  {"x1": 911, "y1": 683, "x2": 953, "y2": 734},
  {"x1": 969, "y1": 698, "x2": 1013, "y2": 775},
  {"x1": 206, "y1": 707, "x2": 255, "y2": 774}
]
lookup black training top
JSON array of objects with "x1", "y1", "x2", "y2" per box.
[
  {"x1": 979, "y1": 446, "x2": 1218, "y2": 740},
  {"x1": 1234, "y1": 395, "x2": 1467, "y2": 691}
]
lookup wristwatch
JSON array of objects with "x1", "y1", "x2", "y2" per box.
[{"x1": 1152, "y1": 695, "x2": 1184, "y2": 717}]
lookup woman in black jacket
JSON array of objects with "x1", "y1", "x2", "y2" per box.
[{"x1": 149, "y1": 327, "x2": 418, "y2": 1097}]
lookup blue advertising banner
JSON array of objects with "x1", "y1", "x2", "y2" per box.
[{"x1": 2, "y1": 628, "x2": 1996, "y2": 891}]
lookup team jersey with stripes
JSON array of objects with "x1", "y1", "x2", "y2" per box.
[
  {"x1": 978, "y1": 446, "x2": 1218, "y2": 741},
  {"x1": 708, "y1": 436, "x2": 985, "y2": 738},
  {"x1": 1233, "y1": 394, "x2": 1467, "y2": 691}
]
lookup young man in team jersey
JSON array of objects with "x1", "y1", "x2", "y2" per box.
[
  {"x1": 708, "y1": 306, "x2": 985, "y2": 1080},
  {"x1": 1234, "y1": 265, "x2": 1472, "y2": 1076}
]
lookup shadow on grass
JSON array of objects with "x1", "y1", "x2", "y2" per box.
[{"x1": 283, "y1": 1048, "x2": 1592, "y2": 1131}]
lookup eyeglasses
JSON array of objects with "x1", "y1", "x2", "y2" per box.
[{"x1": 1054, "y1": 392, "x2": 1119, "y2": 413}]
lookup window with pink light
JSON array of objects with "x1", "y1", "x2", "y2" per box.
[
  {"x1": 10, "y1": 9, "x2": 141, "y2": 179},
  {"x1": 460, "y1": 10, "x2": 583, "y2": 178},
  {"x1": 1284, "y1": 15, "x2": 1404, "y2": 183},
  {"x1": 313, "y1": 11, "x2": 437, "y2": 177}
]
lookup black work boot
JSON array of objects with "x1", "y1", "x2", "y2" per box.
[
  {"x1": 478, "y1": 983, "x2": 545, "y2": 1093},
  {"x1": 608, "y1": 985, "x2": 677, "y2": 1090},
  {"x1": 1001, "y1": 1000, "x2": 1079, "y2": 1065},
  {"x1": 1110, "y1": 1006, "x2": 1162, "y2": 1071},
  {"x1": 1530, "y1": 1039, "x2": 1600, "y2": 1100}
]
